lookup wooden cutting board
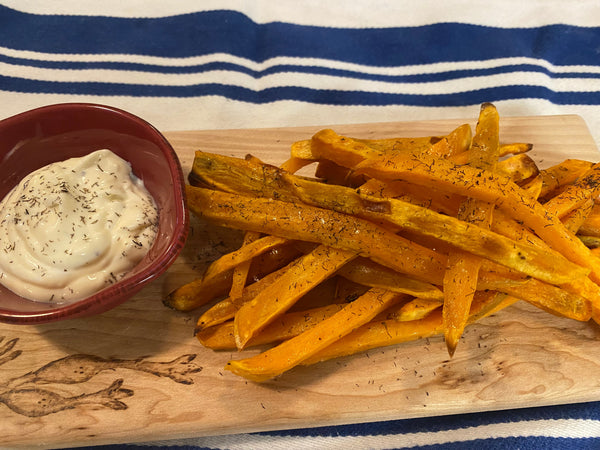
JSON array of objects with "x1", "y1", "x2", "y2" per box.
[{"x1": 1, "y1": 115, "x2": 599, "y2": 449}]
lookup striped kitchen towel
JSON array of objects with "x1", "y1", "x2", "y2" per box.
[
  {"x1": 2, "y1": 2, "x2": 600, "y2": 449},
  {"x1": 1, "y1": 1, "x2": 600, "y2": 145}
]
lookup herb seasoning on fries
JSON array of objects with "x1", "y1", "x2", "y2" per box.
[{"x1": 166, "y1": 103, "x2": 600, "y2": 382}]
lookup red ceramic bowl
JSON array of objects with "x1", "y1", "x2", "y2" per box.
[{"x1": 0, "y1": 103, "x2": 189, "y2": 324}]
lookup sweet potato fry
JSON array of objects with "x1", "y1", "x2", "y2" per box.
[
  {"x1": 337, "y1": 258, "x2": 443, "y2": 300},
  {"x1": 496, "y1": 153, "x2": 539, "y2": 183},
  {"x1": 226, "y1": 288, "x2": 404, "y2": 381},
  {"x1": 449, "y1": 142, "x2": 532, "y2": 166},
  {"x1": 562, "y1": 198, "x2": 595, "y2": 234},
  {"x1": 303, "y1": 291, "x2": 515, "y2": 366},
  {"x1": 198, "y1": 303, "x2": 348, "y2": 350},
  {"x1": 186, "y1": 186, "x2": 448, "y2": 286},
  {"x1": 443, "y1": 251, "x2": 481, "y2": 355},
  {"x1": 539, "y1": 159, "x2": 594, "y2": 200},
  {"x1": 314, "y1": 159, "x2": 356, "y2": 186},
  {"x1": 175, "y1": 102, "x2": 600, "y2": 383},
  {"x1": 228, "y1": 231, "x2": 261, "y2": 300},
  {"x1": 165, "y1": 237, "x2": 302, "y2": 312},
  {"x1": 382, "y1": 297, "x2": 442, "y2": 321},
  {"x1": 202, "y1": 234, "x2": 288, "y2": 284},
  {"x1": 189, "y1": 152, "x2": 588, "y2": 285},
  {"x1": 196, "y1": 261, "x2": 294, "y2": 331},
  {"x1": 498, "y1": 142, "x2": 533, "y2": 156},
  {"x1": 443, "y1": 102, "x2": 499, "y2": 356},
  {"x1": 578, "y1": 203, "x2": 600, "y2": 237},
  {"x1": 310, "y1": 132, "x2": 600, "y2": 283},
  {"x1": 359, "y1": 178, "x2": 462, "y2": 216},
  {"x1": 358, "y1": 123, "x2": 472, "y2": 160},
  {"x1": 200, "y1": 295, "x2": 438, "y2": 351},
  {"x1": 291, "y1": 124, "x2": 470, "y2": 162},
  {"x1": 233, "y1": 245, "x2": 356, "y2": 349},
  {"x1": 163, "y1": 267, "x2": 232, "y2": 312},
  {"x1": 477, "y1": 270, "x2": 591, "y2": 321},
  {"x1": 490, "y1": 207, "x2": 549, "y2": 250},
  {"x1": 279, "y1": 156, "x2": 314, "y2": 174},
  {"x1": 290, "y1": 139, "x2": 313, "y2": 160},
  {"x1": 543, "y1": 163, "x2": 600, "y2": 219},
  {"x1": 305, "y1": 308, "x2": 445, "y2": 366},
  {"x1": 520, "y1": 175, "x2": 544, "y2": 199}
]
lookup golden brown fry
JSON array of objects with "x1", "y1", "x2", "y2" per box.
[
  {"x1": 383, "y1": 297, "x2": 442, "y2": 322},
  {"x1": 544, "y1": 163, "x2": 600, "y2": 218},
  {"x1": 186, "y1": 185, "x2": 448, "y2": 286},
  {"x1": 279, "y1": 156, "x2": 314, "y2": 174},
  {"x1": 303, "y1": 291, "x2": 514, "y2": 366},
  {"x1": 499, "y1": 142, "x2": 533, "y2": 156},
  {"x1": 202, "y1": 234, "x2": 288, "y2": 283},
  {"x1": 189, "y1": 152, "x2": 587, "y2": 285},
  {"x1": 196, "y1": 261, "x2": 292, "y2": 331},
  {"x1": 309, "y1": 130, "x2": 600, "y2": 283},
  {"x1": 177, "y1": 103, "x2": 600, "y2": 382},
  {"x1": 443, "y1": 102, "x2": 500, "y2": 357},
  {"x1": 226, "y1": 288, "x2": 404, "y2": 381},
  {"x1": 198, "y1": 303, "x2": 347, "y2": 350},
  {"x1": 163, "y1": 267, "x2": 232, "y2": 312},
  {"x1": 562, "y1": 198, "x2": 595, "y2": 235},
  {"x1": 233, "y1": 245, "x2": 356, "y2": 349},
  {"x1": 449, "y1": 142, "x2": 533, "y2": 166},
  {"x1": 229, "y1": 231, "x2": 261, "y2": 300},
  {"x1": 337, "y1": 258, "x2": 443, "y2": 300},
  {"x1": 539, "y1": 159, "x2": 594, "y2": 200},
  {"x1": 496, "y1": 153, "x2": 539, "y2": 183},
  {"x1": 477, "y1": 270, "x2": 591, "y2": 321},
  {"x1": 578, "y1": 203, "x2": 600, "y2": 237}
]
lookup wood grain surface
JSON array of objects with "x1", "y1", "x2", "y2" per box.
[{"x1": 1, "y1": 115, "x2": 599, "y2": 449}]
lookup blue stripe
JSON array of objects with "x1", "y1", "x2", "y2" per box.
[
  {"x1": 261, "y1": 400, "x2": 600, "y2": 437},
  {"x1": 414, "y1": 437, "x2": 600, "y2": 449},
  {"x1": 1, "y1": 75, "x2": 599, "y2": 106},
  {"x1": 68, "y1": 437, "x2": 600, "y2": 450},
  {"x1": 0, "y1": 6, "x2": 599, "y2": 66},
  {"x1": 2, "y1": 49, "x2": 600, "y2": 83}
]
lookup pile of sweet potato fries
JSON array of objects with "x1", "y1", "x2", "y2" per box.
[{"x1": 165, "y1": 103, "x2": 600, "y2": 382}]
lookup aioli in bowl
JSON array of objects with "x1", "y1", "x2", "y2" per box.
[{"x1": 0, "y1": 149, "x2": 158, "y2": 303}]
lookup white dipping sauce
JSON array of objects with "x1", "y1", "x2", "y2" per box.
[{"x1": 0, "y1": 149, "x2": 158, "y2": 303}]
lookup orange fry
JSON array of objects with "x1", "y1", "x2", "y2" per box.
[
  {"x1": 310, "y1": 130, "x2": 600, "y2": 283},
  {"x1": 233, "y1": 245, "x2": 356, "y2": 349},
  {"x1": 229, "y1": 231, "x2": 261, "y2": 300},
  {"x1": 198, "y1": 303, "x2": 347, "y2": 350},
  {"x1": 226, "y1": 288, "x2": 404, "y2": 381},
  {"x1": 186, "y1": 185, "x2": 448, "y2": 286},
  {"x1": 443, "y1": 102, "x2": 500, "y2": 356}
]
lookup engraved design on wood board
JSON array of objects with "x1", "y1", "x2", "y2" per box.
[{"x1": 0, "y1": 336, "x2": 203, "y2": 417}]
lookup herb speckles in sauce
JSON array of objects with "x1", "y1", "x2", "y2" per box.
[{"x1": 0, "y1": 149, "x2": 158, "y2": 303}]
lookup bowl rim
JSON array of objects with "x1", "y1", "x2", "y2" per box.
[{"x1": 0, "y1": 102, "x2": 189, "y2": 324}]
